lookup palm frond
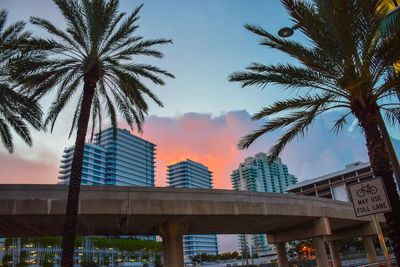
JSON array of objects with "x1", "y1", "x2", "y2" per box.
[
  {"x1": 252, "y1": 94, "x2": 334, "y2": 120},
  {"x1": 0, "y1": 9, "x2": 43, "y2": 152},
  {"x1": 244, "y1": 24, "x2": 342, "y2": 78},
  {"x1": 13, "y1": 2, "x2": 173, "y2": 140},
  {"x1": 383, "y1": 107, "x2": 400, "y2": 126},
  {"x1": 268, "y1": 104, "x2": 321, "y2": 160},
  {"x1": 45, "y1": 77, "x2": 81, "y2": 132},
  {"x1": 3, "y1": 114, "x2": 32, "y2": 146},
  {"x1": 331, "y1": 112, "x2": 352, "y2": 133},
  {"x1": 30, "y1": 17, "x2": 82, "y2": 54},
  {"x1": 0, "y1": 117, "x2": 13, "y2": 153},
  {"x1": 238, "y1": 111, "x2": 305, "y2": 150},
  {"x1": 230, "y1": 0, "x2": 399, "y2": 160},
  {"x1": 229, "y1": 63, "x2": 347, "y2": 97},
  {"x1": 0, "y1": 10, "x2": 6, "y2": 32}
]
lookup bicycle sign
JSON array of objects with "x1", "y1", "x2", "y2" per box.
[
  {"x1": 348, "y1": 177, "x2": 391, "y2": 217},
  {"x1": 356, "y1": 184, "x2": 377, "y2": 197}
]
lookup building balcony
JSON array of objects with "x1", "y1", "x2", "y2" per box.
[
  {"x1": 60, "y1": 157, "x2": 73, "y2": 163},
  {"x1": 62, "y1": 151, "x2": 74, "y2": 157},
  {"x1": 58, "y1": 174, "x2": 70, "y2": 180},
  {"x1": 59, "y1": 163, "x2": 72, "y2": 169},
  {"x1": 58, "y1": 169, "x2": 71, "y2": 175}
]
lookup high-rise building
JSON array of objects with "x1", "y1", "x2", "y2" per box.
[
  {"x1": 167, "y1": 159, "x2": 219, "y2": 263},
  {"x1": 231, "y1": 153, "x2": 297, "y2": 194},
  {"x1": 231, "y1": 153, "x2": 297, "y2": 256},
  {"x1": 59, "y1": 127, "x2": 155, "y2": 186},
  {"x1": 58, "y1": 127, "x2": 156, "y2": 241},
  {"x1": 59, "y1": 144, "x2": 107, "y2": 185}
]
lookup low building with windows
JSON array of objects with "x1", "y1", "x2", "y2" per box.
[{"x1": 286, "y1": 161, "x2": 373, "y2": 202}]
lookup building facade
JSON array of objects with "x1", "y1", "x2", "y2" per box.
[
  {"x1": 286, "y1": 161, "x2": 373, "y2": 202},
  {"x1": 231, "y1": 153, "x2": 298, "y2": 256},
  {"x1": 59, "y1": 127, "x2": 155, "y2": 187},
  {"x1": 58, "y1": 127, "x2": 156, "y2": 241},
  {"x1": 167, "y1": 160, "x2": 219, "y2": 263}
]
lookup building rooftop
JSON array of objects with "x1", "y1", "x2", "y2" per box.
[
  {"x1": 95, "y1": 127, "x2": 156, "y2": 146},
  {"x1": 167, "y1": 159, "x2": 210, "y2": 170},
  {"x1": 286, "y1": 161, "x2": 370, "y2": 191}
]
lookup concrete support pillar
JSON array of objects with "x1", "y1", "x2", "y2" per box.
[
  {"x1": 275, "y1": 242, "x2": 289, "y2": 267},
  {"x1": 363, "y1": 236, "x2": 378, "y2": 263},
  {"x1": 158, "y1": 221, "x2": 188, "y2": 267},
  {"x1": 328, "y1": 240, "x2": 342, "y2": 267},
  {"x1": 312, "y1": 237, "x2": 329, "y2": 267}
]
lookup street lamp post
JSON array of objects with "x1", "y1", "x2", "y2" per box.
[{"x1": 278, "y1": 24, "x2": 300, "y2": 38}]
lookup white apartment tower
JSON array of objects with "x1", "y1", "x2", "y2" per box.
[
  {"x1": 167, "y1": 159, "x2": 219, "y2": 263},
  {"x1": 231, "y1": 153, "x2": 297, "y2": 256}
]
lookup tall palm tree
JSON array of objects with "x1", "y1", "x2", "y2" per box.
[
  {"x1": 11, "y1": 1, "x2": 174, "y2": 266},
  {"x1": 0, "y1": 9, "x2": 42, "y2": 153},
  {"x1": 229, "y1": 0, "x2": 400, "y2": 262}
]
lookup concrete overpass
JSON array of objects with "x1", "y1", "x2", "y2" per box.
[{"x1": 0, "y1": 185, "x2": 382, "y2": 267}]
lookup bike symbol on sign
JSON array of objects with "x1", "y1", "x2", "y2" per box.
[{"x1": 356, "y1": 184, "x2": 378, "y2": 197}]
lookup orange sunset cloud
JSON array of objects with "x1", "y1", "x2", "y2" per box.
[
  {"x1": 136, "y1": 110, "x2": 262, "y2": 189},
  {"x1": 0, "y1": 110, "x2": 371, "y2": 189}
]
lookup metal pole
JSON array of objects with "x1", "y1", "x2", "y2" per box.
[{"x1": 372, "y1": 214, "x2": 392, "y2": 266}]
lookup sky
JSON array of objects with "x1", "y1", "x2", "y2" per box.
[{"x1": 1, "y1": 0, "x2": 400, "y2": 252}]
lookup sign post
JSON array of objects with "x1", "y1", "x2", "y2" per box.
[
  {"x1": 348, "y1": 177, "x2": 392, "y2": 266},
  {"x1": 372, "y1": 214, "x2": 392, "y2": 266}
]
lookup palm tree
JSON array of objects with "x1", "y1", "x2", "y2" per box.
[
  {"x1": 229, "y1": 0, "x2": 400, "y2": 262},
  {"x1": 11, "y1": 1, "x2": 174, "y2": 266},
  {"x1": 0, "y1": 9, "x2": 42, "y2": 153}
]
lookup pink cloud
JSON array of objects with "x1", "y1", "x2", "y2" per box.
[
  {"x1": 138, "y1": 111, "x2": 260, "y2": 189},
  {"x1": 0, "y1": 152, "x2": 58, "y2": 184},
  {"x1": 0, "y1": 110, "x2": 369, "y2": 190}
]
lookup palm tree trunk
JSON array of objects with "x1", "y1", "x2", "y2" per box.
[
  {"x1": 352, "y1": 101, "x2": 400, "y2": 264},
  {"x1": 377, "y1": 114, "x2": 400, "y2": 189},
  {"x1": 61, "y1": 82, "x2": 95, "y2": 267}
]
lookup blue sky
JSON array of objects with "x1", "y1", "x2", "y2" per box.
[
  {"x1": 3, "y1": 0, "x2": 397, "y2": 166},
  {"x1": 3, "y1": 0, "x2": 300, "y2": 116}
]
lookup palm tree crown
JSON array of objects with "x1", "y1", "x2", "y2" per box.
[
  {"x1": 14, "y1": 0, "x2": 174, "y2": 136},
  {"x1": 0, "y1": 9, "x2": 42, "y2": 153},
  {"x1": 229, "y1": 0, "x2": 400, "y2": 262},
  {"x1": 230, "y1": 0, "x2": 399, "y2": 158}
]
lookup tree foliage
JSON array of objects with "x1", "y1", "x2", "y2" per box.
[
  {"x1": 9, "y1": 1, "x2": 173, "y2": 264},
  {"x1": 190, "y1": 251, "x2": 240, "y2": 263},
  {"x1": 0, "y1": 9, "x2": 42, "y2": 153},
  {"x1": 229, "y1": 0, "x2": 400, "y2": 160},
  {"x1": 12, "y1": 0, "x2": 174, "y2": 138},
  {"x1": 229, "y1": 0, "x2": 400, "y2": 262}
]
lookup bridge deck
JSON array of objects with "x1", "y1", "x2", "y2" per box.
[{"x1": 0, "y1": 185, "x2": 376, "y2": 238}]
